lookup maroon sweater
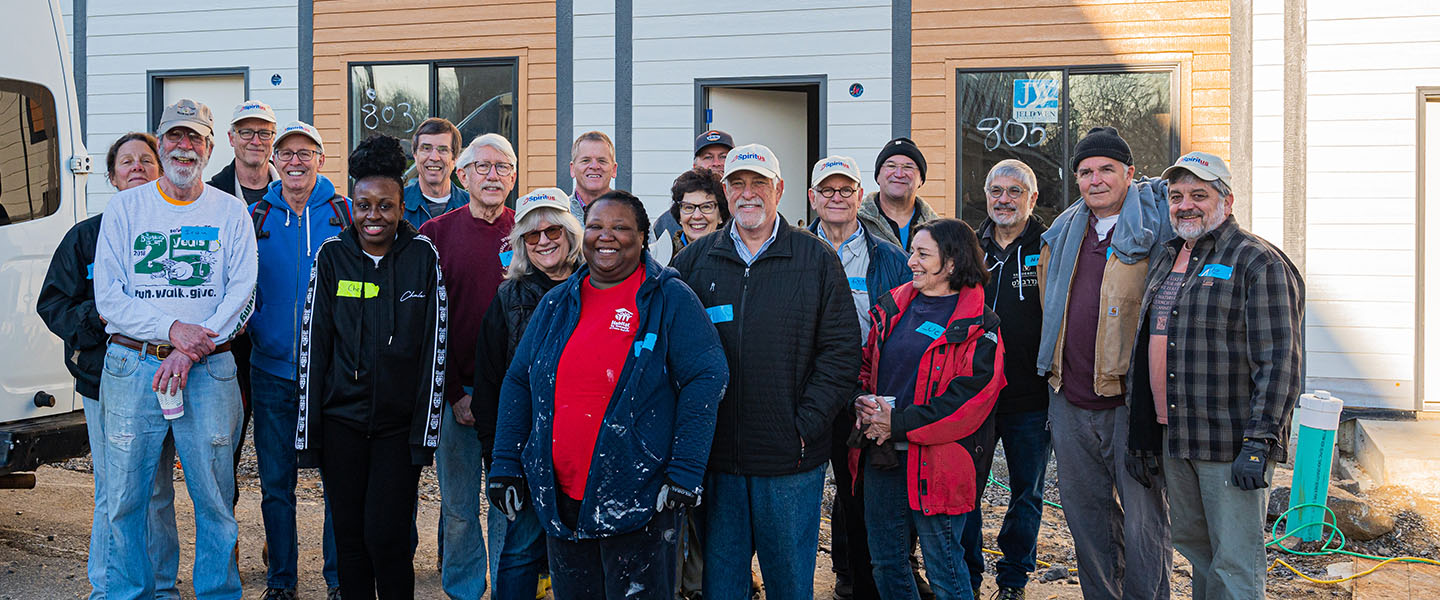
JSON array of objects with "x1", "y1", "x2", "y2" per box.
[
  {"x1": 1060, "y1": 216, "x2": 1125, "y2": 410},
  {"x1": 419, "y1": 206, "x2": 515, "y2": 404}
]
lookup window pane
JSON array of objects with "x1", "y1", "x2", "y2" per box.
[
  {"x1": 350, "y1": 64, "x2": 430, "y2": 154},
  {"x1": 437, "y1": 63, "x2": 516, "y2": 149},
  {"x1": 956, "y1": 71, "x2": 1067, "y2": 229},
  {"x1": 0, "y1": 79, "x2": 60, "y2": 226},
  {"x1": 1067, "y1": 71, "x2": 1174, "y2": 193}
]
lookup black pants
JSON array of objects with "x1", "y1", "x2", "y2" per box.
[
  {"x1": 548, "y1": 494, "x2": 682, "y2": 599},
  {"x1": 319, "y1": 419, "x2": 422, "y2": 600},
  {"x1": 831, "y1": 411, "x2": 879, "y2": 599}
]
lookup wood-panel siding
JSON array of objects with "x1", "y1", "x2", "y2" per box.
[
  {"x1": 910, "y1": 0, "x2": 1231, "y2": 216},
  {"x1": 311, "y1": 0, "x2": 557, "y2": 192}
]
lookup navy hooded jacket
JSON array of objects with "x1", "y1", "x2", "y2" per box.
[{"x1": 490, "y1": 254, "x2": 728, "y2": 540}]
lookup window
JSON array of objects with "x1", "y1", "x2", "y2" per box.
[
  {"x1": 0, "y1": 78, "x2": 59, "y2": 226},
  {"x1": 349, "y1": 60, "x2": 517, "y2": 158},
  {"x1": 955, "y1": 67, "x2": 1176, "y2": 228}
]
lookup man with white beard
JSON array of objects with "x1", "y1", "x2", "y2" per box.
[
  {"x1": 92, "y1": 98, "x2": 258, "y2": 599},
  {"x1": 1125, "y1": 151, "x2": 1303, "y2": 600}
]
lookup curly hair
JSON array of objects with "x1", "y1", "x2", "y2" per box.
[
  {"x1": 590, "y1": 189, "x2": 650, "y2": 252},
  {"x1": 668, "y1": 168, "x2": 729, "y2": 225},
  {"x1": 349, "y1": 135, "x2": 407, "y2": 187}
]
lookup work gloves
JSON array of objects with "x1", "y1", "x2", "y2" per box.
[
  {"x1": 655, "y1": 476, "x2": 701, "y2": 512},
  {"x1": 1124, "y1": 449, "x2": 1161, "y2": 489},
  {"x1": 1231, "y1": 438, "x2": 1273, "y2": 491},
  {"x1": 487, "y1": 476, "x2": 528, "y2": 521}
]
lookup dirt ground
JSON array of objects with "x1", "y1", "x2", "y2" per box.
[{"x1": 2, "y1": 437, "x2": 1436, "y2": 599}]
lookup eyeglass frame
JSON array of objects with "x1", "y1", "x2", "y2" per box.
[
  {"x1": 986, "y1": 185, "x2": 1028, "y2": 200},
  {"x1": 233, "y1": 128, "x2": 276, "y2": 141},
  {"x1": 466, "y1": 161, "x2": 515, "y2": 176},
  {"x1": 521, "y1": 225, "x2": 566, "y2": 245},
  {"x1": 274, "y1": 148, "x2": 322, "y2": 162},
  {"x1": 678, "y1": 201, "x2": 719, "y2": 216},
  {"x1": 813, "y1": 186, "x2": 859, "y2": 199}
]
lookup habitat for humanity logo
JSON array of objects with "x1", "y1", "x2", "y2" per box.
[{"x1": 609, "y1": 308, "x2": 634, "y2": 332}]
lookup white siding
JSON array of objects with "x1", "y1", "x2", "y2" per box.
[
  {"x1": 81, "y1": 0, "x2": 299, "y2": 212},
  {"x1": 572, "y1": 0, "x2": 617, "y2": 164},
  {"x1": 627, "y1": 0, "x2": 893, "y2": 221},
  {"x1": 1254, "y1": 2, "x2": 1440, "y2": 409}
]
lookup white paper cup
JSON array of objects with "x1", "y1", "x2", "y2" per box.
[{"x1": 156, "y1": 388, "x2": 184, "y2": 420}]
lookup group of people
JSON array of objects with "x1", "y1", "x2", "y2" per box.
[{"x1": 35, "y1": 94, "x2": 1304, "y2": 600}]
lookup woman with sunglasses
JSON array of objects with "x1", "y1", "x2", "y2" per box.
[{"x1": 472, "y1": 187, "x2": 583, "y2": 600}]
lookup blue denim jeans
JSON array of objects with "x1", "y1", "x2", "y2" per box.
[
  {"x1": 702, "y1": 464, "x2": 826, "y2": 600},
  {"x1": 436, "y1": 404, "x2": 488, "y2": 599},
  {"x1": 83, "y1": 395, "x2": 180, "y2": 600},
  {"x1": 961, "y1": 408, "x2": 1051, "y2": 590},
  {"x1": 250, "y1": 367, "x2": 339, "y2": 589},
  {"x1": 99, "y1": 344, "x2": 241, "y2": 600},
  {"x1": 864, "y1": 451, "x2": 973, "y2": 600},
  {"x1": 488, "y1": 501, "x2": 547, "y2": 600}
]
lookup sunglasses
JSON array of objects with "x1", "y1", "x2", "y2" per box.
[{"x1": 522, "y1": 225, "x2": 565, "y2": 245}]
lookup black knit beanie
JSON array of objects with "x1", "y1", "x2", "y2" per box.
[
  {"x1": 875, "y1": 137, "x2": 927, "y2": 183},
  {"x1": 1071, "y1": 126, "x2": 1132, "y2": 171}
]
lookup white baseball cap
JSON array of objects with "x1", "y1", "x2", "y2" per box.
[
  {"x1": 515, "y1": 187, "x2": 572, "y2": 223},
  {"x1": 723, "y1": 143, "x2": 781, "y2": 181},
  {"x1": 274, "y1": 120, "x2": 324, "y2": 153},
  {"x1": 1160, "y1": 151, "x2": 1232, "y2": 190},
  {"x1": 230, "y1": 100, "x2": 277, "y2": 125},
  {"x1": 810, "y1": 155, "x2": 862, "y2": 187}
]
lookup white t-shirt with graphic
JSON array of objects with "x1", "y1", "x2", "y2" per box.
[{"x1": 94, "y1": 181, "x2": 259, "y2": 345}]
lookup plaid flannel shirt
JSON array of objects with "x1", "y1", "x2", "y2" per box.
[{"x1": 1126, "y1": 216, "x2": 1304, "y2": 462}]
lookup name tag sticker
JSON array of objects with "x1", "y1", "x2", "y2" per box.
[
  {"x1": 498, "y1": 250, "x2": 514, "y2": 267},
  {"x1": 633, "y1": 332, "x2": 658, "y2": 356},
  {"x1": 1024, "y1": 254, "x2": 1040, "y2": 267},
  {"x1": 180, "y1": 226, "x2": 219, "y2": 241},
  {"x1": 1106, "y1": 247, "x2": 1115, "y2": 261},
  {"x1": 706, "y1": 304, "x2": 734, "y2": 324},
  {"x1": 1199, "y1": 264, "x2": 1233, "y2": 280},
  {"x1": 916, "y1": 321, "x2": 946, "y2": 340},
  {"x1": 86, "y1": 262, "x2": 94, "y2": 280},
  {"x1": 847, "y1": 277, "x2": 867, "y2": 293}
]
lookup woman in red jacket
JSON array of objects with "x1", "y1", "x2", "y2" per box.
[{"x1": 852, "y1": 218, "x2": 1006, "y2": 600}]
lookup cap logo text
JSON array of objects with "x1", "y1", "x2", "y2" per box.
[{"x1": 734, "y1": 152, "x2": 764, "y2": 162}]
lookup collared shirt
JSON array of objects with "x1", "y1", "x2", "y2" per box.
[
  {"x1": 729, "y1": 217, "x2": 780, "y2": 266},
  {"x1": 816, "y1": 222, "x2": 873, "y2": 341},
  {"x1": 1134, "y1": 216, "x2": 1304, "y2": 462}
]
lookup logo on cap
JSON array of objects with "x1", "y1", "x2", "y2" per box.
[
  {"x1": 823, "y1": 160, "x2": 848, "y2": 169},
  {"x1": 523, "y1": 192, "x2": 553, "y2": 205},
  {"x1": 706, "y1": 133, "x2": 721, "y2": 141},
  {"x1": 734, "y1": 152, "x2": 764, "y2": 162},
  {"x1": 177, "y1": 105, "x2": 196, "y2": 116},
  {"x1": 1181, "y1": 156, "x2": 1210, "y2": 167}
]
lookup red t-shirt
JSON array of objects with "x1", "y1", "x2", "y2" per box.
[{"x1": 552, "y1": 266, "x2": 645, "y2": 501}]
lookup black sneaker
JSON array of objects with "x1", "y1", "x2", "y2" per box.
[
  {"x1": 994, "y1": 587, "x2": 1025, "y2": 600},
  {"x1": 260, "y1": 589, "x2": 296, "y2": 600},
  {"x1": 328, "y1": 586, "x2": 343, "y2": 600}
]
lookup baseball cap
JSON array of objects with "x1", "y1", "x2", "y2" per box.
[
  {"x1": 274, "y1": 121, "x2": 325, "y2": 153},
  {"x1": 230, "y1": 100, "x2": 277, "y2": 125},
  {"x1": 810, "y1": 155, "x2": 862, "y2": 187},
  {"x1": 515, "y1": 187, "x2": 572, "y2": 223},
  {"x1": 1160, "y1": 151, "x2": 1232, "y2": 190},
  {"x1": 157, "y1": 98, "x2": 215, "y2": 139},
  {"x1": 723, "y1": 143, "x2": 781, "y2": 181},
  {"x1": 694, "y1": 130, "x2": 735, "y2": 155}
]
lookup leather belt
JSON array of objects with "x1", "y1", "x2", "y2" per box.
[{"x1": 108, "y1": 334, "x2": 232, "y2": 359}]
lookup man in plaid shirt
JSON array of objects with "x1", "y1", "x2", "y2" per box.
[{"x1": 1125, "y1": 151, "x2": 1304, "y2": 599}]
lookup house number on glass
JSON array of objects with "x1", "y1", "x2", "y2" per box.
[
  {"x1": 360, "y1": 88, "x2": 418, "y2": 133},
  {"x1": 975, "y1": 117, "x2": 1047, "y2": 152}
]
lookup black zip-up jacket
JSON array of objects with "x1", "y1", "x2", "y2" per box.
[
  {"x1": 979, "y1": 215, "x2": 1049, "y2": 414},
  {"x1": 37, "y1": 214, "x2": 108, "y2": 399},
  {"x1": 671, "y1": 221, "x2": 861, "y2": 476},
  {"x1": 296, "y1": 222, "x2": 447, "y2": 466},
  {"x1": 472, "y1": 269, "x2": 567, "y2": 466}
]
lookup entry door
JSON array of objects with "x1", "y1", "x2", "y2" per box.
[
  {"x1": 159, "y1": 75, "x2": 246, "y2": 182},
  {"x1": 706, "y1": 88, "x2": 812, "y2": 226},
  {"x1": 1424, "y1": 96, "x2": 1440, "y2": 412}
]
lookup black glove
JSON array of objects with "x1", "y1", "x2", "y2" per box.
[
  {"x1": 1124, "y1": 449, "x2": 1161, "y2": 489},
  {"x1": 656, "y1": 476, "x2": 701, "y2": 512},
  {"x1": 1231, "y1": 439, "x2": 1272, "y2": 491},
  {"x1": 487, "y1": 476, "x2": 528, "y2": 521}
]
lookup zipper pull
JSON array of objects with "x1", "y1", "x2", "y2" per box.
[{"x1": 388, "y1": 335, "x2": 393, "y2": 346}]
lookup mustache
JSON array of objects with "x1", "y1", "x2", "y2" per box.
[
  {"x1": 164, "y1": 149, "x2": 201, "y2": 164},
  {"x1": 1175, "y1": 210, "x2": 1204, "y2": 220}
]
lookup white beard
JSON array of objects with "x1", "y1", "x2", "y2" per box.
[{"x1": 162, "y1": 150, "x2": 208, "y2": 188}]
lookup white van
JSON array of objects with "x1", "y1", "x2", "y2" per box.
[{"x1": 0, "y1": 0, "x2": 94, "y2": 485}]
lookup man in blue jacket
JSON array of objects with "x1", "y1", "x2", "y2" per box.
[
  {"x1": 806, "y1": 155, "x2": 915, "y2": 600},
  {"x1": 249, "y1": 120, "x2": 350, "y2": 600},
  {"x1": 403, "y1": 117, "x2": 469, "y2": 228}
]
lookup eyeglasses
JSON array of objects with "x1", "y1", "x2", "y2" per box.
[
  {"x1": 468, "y1": 161, "x2": 514, "y2": 176},
  {"x1": 522, "y1": 225, "x2": 565, "y2": 245},
  {"x1": 881, "y1": 161, "x2": 918, "y2": 174},
  {"x1": 416, "y1": 143, "x2": 453, "y2": 157},
  {"x1": 987, "y1": 185, "x2": 1026, "y2": 200},
  {"x1": 164, "y1": 129, "x2": 207, "y2": 146},
  {"x1": 815, "y1": 187, "x2": 858, "y2": 199},
  {"x1": 679, "y1": 202, "x2": 718, "y2": 216},
  {"x1": 234, "y1": 128, "x2": 275, "y2": 141},
  {"x1": 274, "y1": 149, "x2": 321, "y2": 162}
]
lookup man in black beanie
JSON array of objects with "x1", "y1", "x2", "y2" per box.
[
  {"x1": 1034, "y1": 125, "x2": 1175, "y2": 599},
  {"x1": 858, "y1": 137, "x2": 939, "y2": 250}
]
